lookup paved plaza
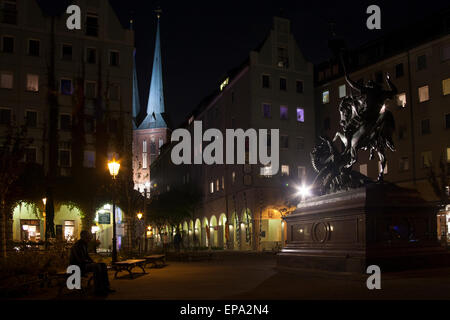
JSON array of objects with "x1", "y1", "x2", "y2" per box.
[{"x1": 17, "y1": 252, "x2": 450, "y2": 300}]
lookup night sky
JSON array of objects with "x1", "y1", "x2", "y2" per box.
[{"x1": 41, "y1": 0, "x2": 450, "y2": 127}]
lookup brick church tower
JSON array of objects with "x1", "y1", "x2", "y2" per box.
[{"x1": 132, "y1": 10, "x2": 170, "y2": 193}]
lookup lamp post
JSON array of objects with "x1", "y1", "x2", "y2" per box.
[
  {"x1": 137, "y1": 212, "x2": 143, "y2": 254},
  {"x1": 42, "y1": 198, "x2": 47, "y2": 243},
  {"x1": 108, "y1": 158, "x2": 120, "y2": 263}
]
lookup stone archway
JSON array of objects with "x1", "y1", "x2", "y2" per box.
[
  {"x1": 209, "y1": 215, "x2": 218, "y2": 248},
  {"x1": 194, "y1": 219, "x2": 201, "y2": 247},
  {"x1": 241, "y1": 209, "x2": 253, "y2": 250},
  {"x1": 218, "y1": 213, "x2": 227, "y2": 249},
  {"x1": 230, "y1": 211, "x2": 239, "y2": 250},
  {"x1": 202, "y1": 217, "x2": 209, "y2": 247}
]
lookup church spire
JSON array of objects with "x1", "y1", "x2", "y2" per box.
[
  {"x1": 138, "y1": 8, "x2": 167, "y2": 129},
  {"x1": 132, "y1": 49, "x2": 140, "y2": 129}
]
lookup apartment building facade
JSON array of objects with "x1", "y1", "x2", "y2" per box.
[
  {"x1": 150, "y1": 16, "x2": 315, "y2": 251},
  {"x1": 0, "y1": 0, "x2": 134, "y2": 249}
]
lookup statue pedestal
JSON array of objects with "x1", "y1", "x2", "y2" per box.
[{"x1": 277, "y1": 183, "x2": 450, "y2": 273}]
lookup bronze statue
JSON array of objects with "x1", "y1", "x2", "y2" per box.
[{"x1": 311, "y1": 63, "x2": 398, "y2": 194}]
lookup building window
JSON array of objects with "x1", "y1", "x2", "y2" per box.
[
  {"x1": 26, "y1": 110, "x2": 37, "y2": 127},
  {"x1": 216, "y1": 179, "x2": 220, "y2": 191},
  {"x1": 280, "y1": 135, "x2": 289, "y2": 149},
  {"x1": 279, "y1": 77, "x2": 287, "y2": 91},
  {"x1": 338, "y1": 84, "x2": 346, "y2": 98},
  {"x1": 397, "y1": 93, "x2": 407, "y2": 108},
  {"x1": 280, "y1": 106, "x2": 288, "y2": 120},
  {"x1": 142, "y1": 153, "x2": 147, "y2": 169},
  {"x1": 261, "y1": 165, "x2": 273, "y2": 177},
  {"x1": 281, "y1": 165, "x2": 289, "y2": 176},
  {"x1": 86, "y1": 13, "x2": 99, "y2": 37},
  {"x1": 232, "y1": 171, "x2": 236, "y2": 184},
  {"x1": 298, "y1": 166, "x2": 306, "y2": 180},
  {"x1": 61, "y1": 44, "x2": 72, "y2": 60},
  {"x1": 1, "y1": 36, "x2": 14, "y2": 53},
  {"x1": 0, "y1": 71, "x2": 13, "y2": 89},
  {"x1": 109, "y1": 51, "x2": 119, "y2": 66},
  {"x1": 221, "y1": 176, "x2": 225, "y2": 189},
  {"x1": 0, "y1": 108, "x2": 11, "y2": 125},
  {"x1": 26, "y1": 74, "x2": 39, "y2": 92},
  {"x1": 421, "y1": 151, "x2": 432, "y2": 168},
  {"x1": 296, "y1": 136, "x2": 304, "y2": 150},
  {"x1": 25, "y1": 147, "x2": 36, "y2": 163},
  {"x1": 442, "y1": 45, "x2": 450, "y2": 61},
  {"x1": 83, "y1": 150, "x2": 96, "y2": 168},
  {"x1": 322, "y1": 90, "x2": 330, "y2": 104},
  {"x1": 359, "y1": 164, "x2": 368, "y2": 176},
  {"x1": 418, "y1": 85, "x2": 429, "y2": 102},
  {"x1": 85, "y1": 81, "x2": 96, "y2": 99},
  {"x1": 417, "y1": 54, "x2": 427, "y2": 71},
  {"x1": 142, "y1": 140, "x2": 147, "y2": 153},
  {"x1": 84, "y1": 116, "x2": 95, "y2": 133},
  {"x1": 447, "y1": 147, "x2": 450, "y2": 163},
  {"x1": 109, "y1": 83, "x2": 120, "y2": 101},
  {"x1": 446, "y1": 114, "x2": 450, "y2": 129},
  {"x1": 86, "y1": 47, "x2": 97, "y2": 64},
  {"x1": 60, "y1": 114, "x2": 71, "y2": 131},
  {"x1": 399, "y1": 157, "x2": 409, "y2": 171},
  {"x1": 421, "y1": 119, "x2": 431, "y2": 135},
  {"x1": 150, "y1": 139, "x2": 157, "y2": 154},
  {"x1": 1, "y1": 0, "x2": 17, "y2": 24},
  {"x1": 262, "y1": 103, "x2": 271, "y2": 118},
  {"x1": 59, "y1": 150, "x2": 71, "y2": 167},
  {"x1": 442, "y1": 78, "x2": 450, "y2": 96},
  {"x1": 262, "y1": 75, "x2": 270, "y2": 88},
  {"x1": 324, "y1": 117, "x2": 330, "y2": 130},
  {"x1": 296, "y1": 108, "x2": 304, "y2": 122},
  {"x1": 395, "y1": 63, "x2": 404, "y2": 78},
  {"x1": 296, "y1": 80, "x2": 303, "y2": 93},
  {"x1": 28, "y1": 39, "x2": 40, "y2": 56},
  {"x1": 210, "y1": 182, "x2": 214, "y2": 193},
  {"x1": 60, "y1": 79, "x2": 73, "y2": 95}
]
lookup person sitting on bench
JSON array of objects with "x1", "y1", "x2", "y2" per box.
[{"x1": 69, "y1": 230, "x2": 114, "y2": 296}]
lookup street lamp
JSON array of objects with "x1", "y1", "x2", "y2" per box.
[
  {"x1": 108, "y1": 158, "x2": 120, "y2": 263},
  {"x1": 42, "y1": 198, "x2": 47, "y2": 242}
]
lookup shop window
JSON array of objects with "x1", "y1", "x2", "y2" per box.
[
  {"x1": 21, "y1": 220, "x2": 41, "y2": 242},
  {"x1": 64, "y1": 220, "x2": 75, "y2": 241}
]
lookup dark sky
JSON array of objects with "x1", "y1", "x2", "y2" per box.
[{"x1": 42, "y1": 0, "x2": 450, "y2": 127}]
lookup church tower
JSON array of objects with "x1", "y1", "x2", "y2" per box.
[{"x1": 132, "y1": 9, "x2": 170, "y2": 193}]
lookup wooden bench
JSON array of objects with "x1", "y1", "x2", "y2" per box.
[
  {"x1": 143, "y1": 254, "x2": 166, "y2": 268},
  {"x1": 112, "y1": 259, "x2": 146, "y2": 279}
]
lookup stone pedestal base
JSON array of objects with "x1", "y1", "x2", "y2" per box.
[{"x1": 277, "y1": 183, "x2": 450, "y2": 273}]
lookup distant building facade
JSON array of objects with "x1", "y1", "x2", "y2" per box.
[
  {"x1": 0, "y1": 0, "x2": 134, "y2": 248},
  {"x1": 150, "y1": 16, "x2": 315, "y2": 251}
]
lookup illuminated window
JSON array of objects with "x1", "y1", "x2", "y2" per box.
[
  {"x1": 142, "y1": 153, "x2": 147, "y2": 169},
  {"x1": 280, "y1": 106, "x2": 288, "y2": 120},
  {"x1": 26, "y1": 74, "x2": 39, "y2": 92},
  {"x1": 397, "y1": 93, "x2": 407, "y2": 108},
  {"x1": 360, "y1": 164, "x2": 368, "y2": 176},
  {"x1": 399, "y1": 157, "x2": 409, "y2": 171},
  {"x1": 216, "y1": 179, "x2": 220, "y2": 191},
  {"x1": 418, "y1": 85, "x2": 429, "y2": 102},
  {"x1": 261, "y1": 165, "x2": 273, "y2": 177},
  {"x1": 142, "y1": 140, "x2": 147, "y2": 153},
  {"x1": 447, "y1": 147, "x2": 450, "y2": 162},
  {"x1": 338, "y1": 84, "x2": 346, "y2": 98},
  {"x1": 281, "y1": 165, "x2": 289, "y2": 176},
  {"x1": 210, "y1": 182, "x2": 214, "y2": 193},
  {"x1": 222, "y1": 176, "x2": 225, "y2": 189},
  {"x1": 262, "y1": 103, "x2": 271, "y2": 118},
  {"x1": 64, "y1": 221, "x2": 75, "y2": 241},
  {"x1": 232, "y1": 171, "x2": 236, "y2": 184},
  {"x1": 421, "y1": 151, "x2": 433, "y2": 168},
  {"x1": 0, "y1": 71, "x2": 13, "y2": 89},
  {"x1": 442, "y1": 78, "x2": 450, "y2": 96},
  {"x1": 322, "y1": 90, "x2": 330, "y2": 104},
  {"x1": 296, "y1": 108, "x2": 304, "y2": 122}
]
